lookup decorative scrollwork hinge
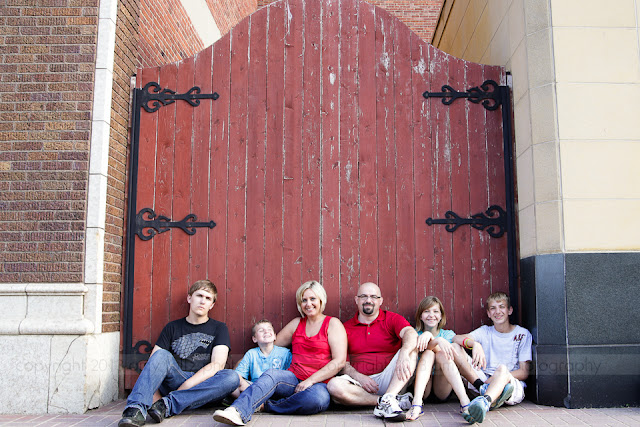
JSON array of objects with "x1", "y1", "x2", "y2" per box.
[
  {"x1": 124, "y1": 340, "x2": 153, "y2": 373},
  {"x1": 135, "y1": 208, "x2": 216, "y2": 241},
  {"x1": 426, "y1": 205, "x2": 506, "y2": 238},
  {"x1": 139, "y1": 82, "x2": 220, "y2": 113},
  {"x1": 423, "y1": 79, "x2": 502, "y2": 111}
]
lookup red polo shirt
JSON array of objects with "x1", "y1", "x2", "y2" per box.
[{"x1": 343, "y1": 310, "x2": 410, "y2": 375}]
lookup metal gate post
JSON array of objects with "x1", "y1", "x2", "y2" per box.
[
  {"x1": 122, "y1": 82, "x2": 144, "y2": 373},
  {"x1": 499, "y1": 78, "x2": 520, "y2": 322}
]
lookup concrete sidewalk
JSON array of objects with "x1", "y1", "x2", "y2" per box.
[{"x1": 1, "y1": 399, "x2": 638, "y2": 426}]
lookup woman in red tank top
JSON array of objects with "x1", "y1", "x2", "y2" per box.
[{"x1": 214, "y1": 281, "x2": 347, "y2": 426}]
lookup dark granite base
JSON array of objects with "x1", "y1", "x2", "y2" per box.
[{"x1": 520, "y1": 252, "x2": 640, "y2": 408}]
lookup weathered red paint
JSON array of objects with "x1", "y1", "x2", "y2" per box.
[{"x1": 126, "y1": 0, "x2": 510, "y2": 388}]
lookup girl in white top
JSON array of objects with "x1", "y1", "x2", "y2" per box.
[{"x1": 408, "y1": 296, "x2": 473, "y2": 422}]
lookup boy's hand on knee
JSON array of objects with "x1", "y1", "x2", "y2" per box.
[{"x1": 471, "y1": 344, "x2": 486, "y2": 370}]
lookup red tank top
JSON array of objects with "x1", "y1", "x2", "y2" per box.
[{"x1": 288, "y1": 316, "x2": 333, "y2": 381}]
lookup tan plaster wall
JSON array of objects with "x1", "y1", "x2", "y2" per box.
[{"x1": 433, "y1": 0, "x2": 640, "y2": 256}]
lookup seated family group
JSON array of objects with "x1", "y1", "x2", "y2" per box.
[{"x1": 119, "y1": 279, "x2": 532, "y2": 426}]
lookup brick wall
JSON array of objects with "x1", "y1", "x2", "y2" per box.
[
  {"x1": 139, "y1": 0, "x2": 205, "y2": 68},
  {"x1": 205, "y1": 0, "x2": 257, "y2": 36},
  {"x1": 0, "y1": 0, "x2": 98, "y2": 283},
  {"x1": 137, "y1": 0, "x2": 259, "y2": 69},
  {"x1": 104, "y1": 0, "x2": 140, "y2": 333},
  {"x1": 256, "y1": 0, "x2": 443, "y2": 42}
]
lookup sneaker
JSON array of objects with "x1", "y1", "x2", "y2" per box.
[
  {"x1": 148, "y1": 398, "x2": 166, "y2": 423},
  {"x1": 492, "y1": 383, "x2": 514, "y2": 410},
  {"x1": 396, "y1": 392, "x2": 414, "y2": 411},
  {"x1": 373, "y1": 393, "x2": 406, "y2": 421},
  {"x1": 118, "y1": 407, "x2": 146, "y2": 427},
  {"x1": 221, "y1": 396, "x2": 235, "y2": 407},
  {"x1": 479, "y1": 383, "x2": 489, "y2": 395},
  {"x1": 213, "y1": 407, "x2": 246, "y2": 426},
  {"x1": 460, "y1": 402, "x2": 475, "y2": 425},
  {"x1": 468, "y1": 395, "x2": 490, "y2": 423}
]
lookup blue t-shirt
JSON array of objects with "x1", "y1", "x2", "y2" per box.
[
  {"x1": 417, "y1": 328, "x2": 456, "y2": 343},
  {"x1": 235, "y1": 345, "x2": 292, "y2": 381}
]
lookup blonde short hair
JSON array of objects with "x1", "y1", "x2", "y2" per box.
[
  {"x1": 295, "y1": 280, "x2": 327, "y2": 316},
  {"x1": 486, "y1": 291, "x2": 510, "y2": 307}
]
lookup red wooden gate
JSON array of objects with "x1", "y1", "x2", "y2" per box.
[{"x1": 123, "y1": 0, "x2": 513, "y2": 388}]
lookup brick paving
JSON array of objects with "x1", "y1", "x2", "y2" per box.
[{"x1": 0, "y1": 400, "x2": 638, "y2": 426}]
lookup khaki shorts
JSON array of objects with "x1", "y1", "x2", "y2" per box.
[
  {"x1": 337, "y1": 351, "x2": 409, "y2": 396},
  {"x1": 465, "y1": 355, "x2": 525, "y2": 405}
]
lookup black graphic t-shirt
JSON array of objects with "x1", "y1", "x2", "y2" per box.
[{"x1": 156, "y1": 317, "x2": 231, "y2": 373}]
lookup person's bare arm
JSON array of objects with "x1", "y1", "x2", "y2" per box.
[
  {"x1": 510, "y1": 360, "x2": 530, "y2": 381},
  {"x1": 274, "y1": 318, "x2": 300, "y2": 347},
  {"x1": 453, "y1": 334, "x2": 486, "y2": 370},
  {"x1": 394, "y1": 326, "x2": 418, "y2": 382},
  {"x1": 341, "y1": 362, "x2": 380, "y2": 394}
]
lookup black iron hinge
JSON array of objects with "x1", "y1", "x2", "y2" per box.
[
  {"x1": 138, "y1": 82, "x2": 220, "y2": 113},
  {"x1": 426, "y1": 205, "x2": 507, "y2": 238},
  {"x1": 423, "y1": 79, "x2": 503, "y2": 111},
  {"x1": 135, "y1": 208, "x2": 216, "y2": 241}
]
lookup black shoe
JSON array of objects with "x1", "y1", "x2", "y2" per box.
[
  {"x1": 118, "y1": 407, "x2": 146, "y2": 427},
  {"x1": 221, "y1": 396, "x2": 235, "y2": 407},
  {"x1": 148, "y1": 399, "x2": 167, "y2": 423}
]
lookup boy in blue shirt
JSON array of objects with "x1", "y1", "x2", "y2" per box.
[{"x1": 231, "y1": 319, "x2": 292, "y2": 398}]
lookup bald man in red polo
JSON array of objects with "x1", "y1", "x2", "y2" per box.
[{"x1": 327, "y1": 282, "x2": 418, "y2": 422}]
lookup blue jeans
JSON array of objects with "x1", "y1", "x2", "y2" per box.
[
  {"x1": 231, "y1": 369, "x2": 330, "y2": 423},
  {"x1": 126, "y1": 349, "x2": 239, "y2": 417}
]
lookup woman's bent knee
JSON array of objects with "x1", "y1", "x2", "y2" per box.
[{"x1": 307, "y1": 385, "x2": 331, "y2": 413}]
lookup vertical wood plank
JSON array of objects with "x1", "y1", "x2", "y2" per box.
[
  {"x1": 375, "y1": 8, "x2": 398, "y2": 311},
  {"x1": 413, "y1": 40, "x2": 433, "y2": 305},
  {"x1": 468, "y1": 64, "x2": 491, "y2": 328},
  {"x1": 430, "y1": 45, "x2": 454, "y2": 319},
  {"x1": 264, "y1": 2, "x2": 286, "y2": 329},
  {"x1": 209, "y1": 35, "x2": 231, "y2": 323},
  {"x1": 393, "y1": 21, "x2": 415, "y2": 321},
  {"x1": 190, "y1": 48, "x2": 211, "y2": 318},
  {"x1": 227, "y1": 18, "x2": 250, "y2": 355},
  {"x1": 245, "y1": 9, "x2": 268, "y2": 353},
  {"x1": 321, "y1": 0, "x2": 341, "y2": 307},
  {"x1": 282, "y1": 0, "x2": 305, "y2": 321},
  {"x1": 357, "y1": 2, "x2": 378, "y2": 288},
  {"x1": 190, "y1": 48, "x2": 212, "y2": 292},
  {"x1": 448, "y1": 56, "x2": 472, "y2": 333},
  {"x1": 169, "y1": 56, "x2": 195, "y2": 322},
  {"x1": 150, "y1": 63, "x2": 177, "y2": 339},
  {"x1": 339, "y1": 0, "x2": 359, "y2": 319},
  {"x1": 301, "y1": 0, "x2": 322, "y2": 288}
]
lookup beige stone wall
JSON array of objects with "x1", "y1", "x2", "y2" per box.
[
  {"x1": 433, "y1": 0, "x2": 640, "y2": 257},
  {"x1": 552, "y1": 0, "x2": 640, "y2": 252}
]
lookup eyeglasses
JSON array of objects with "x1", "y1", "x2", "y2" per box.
[{"x1": 357, "y1": 294, "x2": 381, "y2": 301}]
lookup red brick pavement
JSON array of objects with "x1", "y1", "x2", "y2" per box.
[{"x1": 0, "y1": 399, "x2": 638, "y2": 426}]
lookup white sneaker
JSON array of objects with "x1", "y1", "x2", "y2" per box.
[
  {"x1": 213, "y1": 407, "x2": 246, "y2": 426},
  {"x1": 396, "y1": 392, "x2": 413, "y2": 411},
  {"x1": 373, "y1": 393, "x2": 406, "y2": 421}
]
